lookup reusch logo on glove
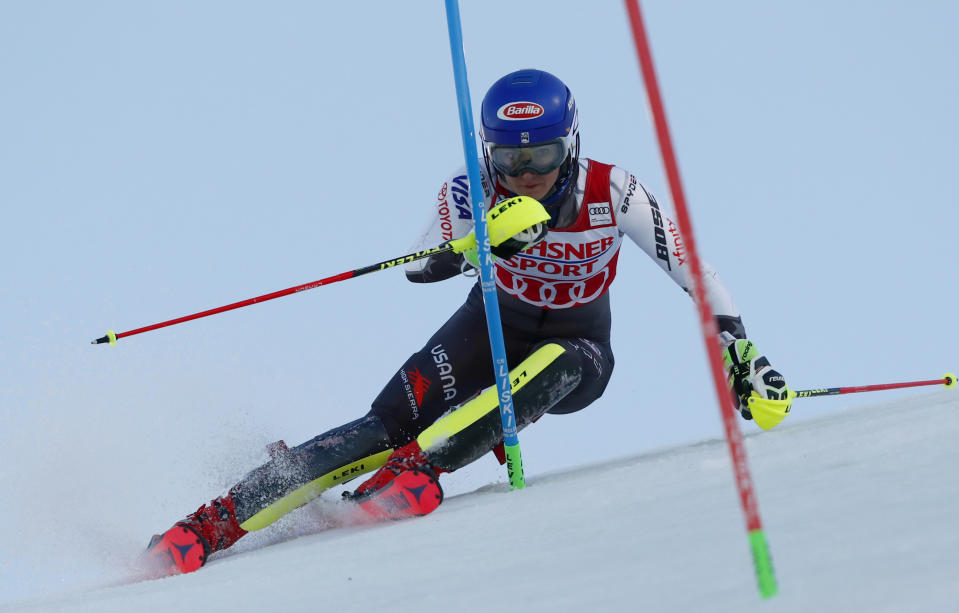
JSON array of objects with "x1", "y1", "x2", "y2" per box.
[{"x1": 497, "y1": 102, "x2": 544, "y2": 120}]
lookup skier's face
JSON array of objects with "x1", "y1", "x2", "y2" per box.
[{"x1": 501, "y1": 168, "x2": 560, "y2": 202}]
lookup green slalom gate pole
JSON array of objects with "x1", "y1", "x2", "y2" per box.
[
  {"x1": 444, "y1": 0, "x2": 525, "y2": 489},
  {"x1": 624, "y1": 0, "x2": 777, "y2": 597}
]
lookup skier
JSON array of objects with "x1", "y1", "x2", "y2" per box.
[{"x1": 146, "y1": 69, "x2": 792, "y2": 574}]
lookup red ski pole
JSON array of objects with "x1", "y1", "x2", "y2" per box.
[
  {"x1": 91, "y1": 195, "x2": 550, "y2": 346},
  {"x1": 794, "y1": 373, "x2": 956, "y2": 398},
  {"x1": 91, "y1": 242, "x2": 456, "y2": 346}
]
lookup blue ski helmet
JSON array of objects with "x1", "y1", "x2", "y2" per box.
[{"x1": 480, "y1": 69, "x2": 580, "y2": 204}]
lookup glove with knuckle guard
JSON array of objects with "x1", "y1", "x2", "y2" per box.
[
  {"x1": 450, "y1": 196, "x2": 550, "y2": 271},
  {"x1": 461, "y1": 220, "x2": 548, "y2": 269},
  {"x1": 721, "y1": 338, "x2": 793, "y2": 430}
]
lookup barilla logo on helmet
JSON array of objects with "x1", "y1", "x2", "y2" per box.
[{"x1": 496, "y1": 101, "x2": 545, "y2": 121}]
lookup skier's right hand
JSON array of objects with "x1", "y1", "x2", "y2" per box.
[
  {"x1": 460, "y1": 219, "x2": 549, "y2": 269},
  {"x1": 452, "y1": 196, "x2": 550, "y2": 270}
]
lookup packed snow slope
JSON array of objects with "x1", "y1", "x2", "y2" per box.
[{"x1": 3, "y1": 390, "x2": 957, "y2": 613}]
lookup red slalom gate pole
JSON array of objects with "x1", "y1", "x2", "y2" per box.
[{"x1": 623, "y1": 0, "x2": 778, "y2": 598}]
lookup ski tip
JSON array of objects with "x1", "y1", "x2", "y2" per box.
[
  {"x1": 92, "y1": 330, "x2": 118, "y2": 346},
  {"x1": 944, "y1": 373, "x2": 956, "y2": 389}
]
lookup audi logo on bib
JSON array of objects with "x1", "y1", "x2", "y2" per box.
[{"x1": 588, "y1": 203, "x2": 613, "y2": 226}]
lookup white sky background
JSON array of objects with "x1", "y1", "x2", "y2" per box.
[{"x1": 1, "y1": 1, "x2": 957, "y2": 602}]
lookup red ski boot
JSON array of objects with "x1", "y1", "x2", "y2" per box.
[
  {"x1": 345, "y1": 441, "x2": 444, "y2": 520},
  {"x1": 145, "y1": 494, "x2": 248, "y2": 575}
]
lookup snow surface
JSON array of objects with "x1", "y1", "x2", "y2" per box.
[{"x1": 2, "y1": 390, "x2": 957, "y2": 612}]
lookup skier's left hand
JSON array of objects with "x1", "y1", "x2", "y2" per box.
[{"x1": 721, "y1": 339, "x2": 793, "y2": 430}]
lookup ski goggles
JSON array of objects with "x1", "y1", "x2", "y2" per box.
[{"x1": 487, "y1": 139, "x2": 568, "y2": 177}]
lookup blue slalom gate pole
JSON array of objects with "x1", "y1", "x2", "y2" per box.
[{"x1": 444, "y1": 0, "x2": 525, "y2": 489}]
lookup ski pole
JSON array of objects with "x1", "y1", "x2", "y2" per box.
[
  {"x1": 91, "y1": 195, "x2": 549, "y2": 346},
  {"x1": 90, "y1": 242, "x2": 457, "y2": 346},
  {"x1": 794, "y1": 373, "x2": 955, "y2": 398}
]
